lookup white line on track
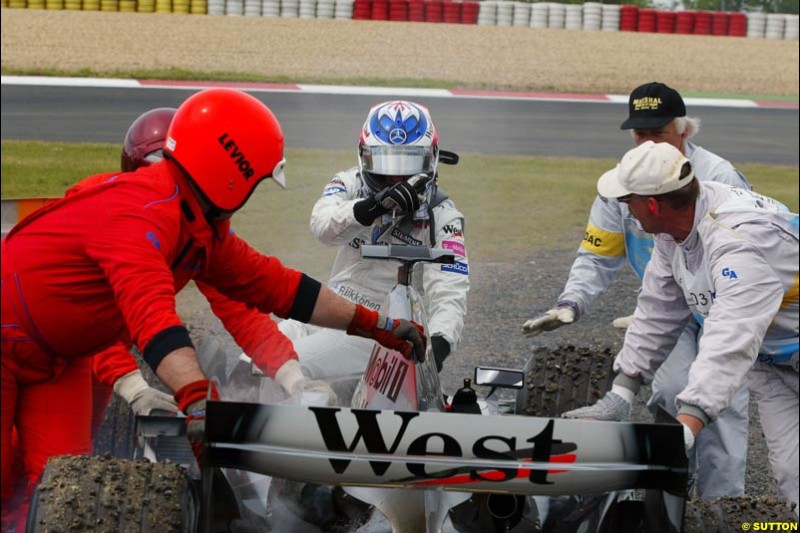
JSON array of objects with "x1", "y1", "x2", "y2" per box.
[{"x1": 3, "y1": 75, "x2": 795, "y2": 109}]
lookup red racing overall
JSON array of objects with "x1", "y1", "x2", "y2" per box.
[{"x1": 1, "y1": 162, "x2": 307, "y2": 530}]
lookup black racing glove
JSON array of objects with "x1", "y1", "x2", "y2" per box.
[
  {"x1": 353, "y1": 174, "x2": 430, "y2": 226},
  {"x1": 376, "y1": 180, "x2": 422, "y2": 213},
  {"x1": 431, "y1": 335, "x2": 451, "y2": 373},
  {"x1": 353, "y1": 194, "x2": 388, "y2": 226}
]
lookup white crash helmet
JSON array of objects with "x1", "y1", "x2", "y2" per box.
[{"x1": 358, "y1": 100, "x2": 439, "y2": 194}]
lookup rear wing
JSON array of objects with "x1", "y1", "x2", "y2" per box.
[{"x1": 205, "y1": 401, "x2": 688, "y2": 497}]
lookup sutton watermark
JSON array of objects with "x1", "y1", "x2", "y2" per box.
[{"x1": 741, "y1": 522, "x2": 798, "y2": 531}]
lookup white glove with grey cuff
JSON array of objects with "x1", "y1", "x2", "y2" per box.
[
  {"x1": 275, "y1": 359, "x2": 338, "y2": 406},
  {"x1": 611, "y1": 314, "x2": 635, "y2": 329},
  {"x1": 562, "y1": 373, "x2": 696, "y2": 457},
  {"x1": 562, "y1": 372, "x2": 641, "y2": 421},
  {"x1": 522, "y1": 301, "x2": 579, "y2": 337},
  {"x1": 114, "y1": 369, "x2": 179, "y2": 416}
]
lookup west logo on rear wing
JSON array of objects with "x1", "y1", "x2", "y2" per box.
[
  {"x1": 205, "y1": 402, "x2": 688, "y2": 497},
  {"x1": 309, "y1": 407, "x2": 573, "y2": 486}
]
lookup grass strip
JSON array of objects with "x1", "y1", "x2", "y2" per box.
[{"x1": 2, "y1": 141, "x2": 797, "y2": 268}]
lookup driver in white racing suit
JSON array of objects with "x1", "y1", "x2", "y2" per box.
[
  {"x1": 565, "y1": 141, "x2": 798, "y2": 513},
  {"x1": 523, "y1": 82, "x2": 752, "y2": 498},
  {"x1": 222, "y1": 101, "x2": 468, "y2": 401},
  {"x1": 277, "y1": 100, "x2": 469, "y2": 383}
]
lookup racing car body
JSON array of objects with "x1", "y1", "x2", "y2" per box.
[
  {"x1": 24, "y1": 241, "x2": 690, "y2": 533},
  {"x1": 201, "y1": 244, "x2": 689, "y2": 533}
]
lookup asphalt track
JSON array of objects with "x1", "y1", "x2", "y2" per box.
[{"x1": 1, "y1": 84, "x2": 798, "y2": 165}]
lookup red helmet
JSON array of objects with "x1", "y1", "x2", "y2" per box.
[
  {"x1": 121, "y1": 107, "x2": 177, "y2": 172},
  {"x1": 163, "y1": 88, "x2": 286, "y2": 213}
]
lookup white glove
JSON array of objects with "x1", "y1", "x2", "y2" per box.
[
  {"x1": 561, "y1": 389, "x2": 632, "y2": 421},
  {"x1": 114, "y1": 370, "x2": 178, "y2": 416},
  {"x1": 611, "y1": 314, "x2": 634, "y2": 329},
  {"x1": 275, "y1": 360, "x2": 337, "y2": 406},
  {"x1": 523, "y1": 305, "x2": 576, "y2": 337},
  {"x1": 682, "y1": 423, "x2": 696, "y2": 457}
]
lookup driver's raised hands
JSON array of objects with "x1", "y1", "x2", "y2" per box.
[{"x1": 353, "y1": 173, "x2": 431, "y2": 225}]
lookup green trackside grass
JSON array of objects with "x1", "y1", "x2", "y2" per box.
[{"x1": 2, "y1": 140, "x2": 798, "y2": 276}]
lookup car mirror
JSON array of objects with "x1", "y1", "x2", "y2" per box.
[{"x1": 474, "y1": 367, "x2": 524, "y2": 389}]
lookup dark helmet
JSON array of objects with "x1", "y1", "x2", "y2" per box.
[{"x1": 121, "y1": 107, "x2": 177, "y2": 172}]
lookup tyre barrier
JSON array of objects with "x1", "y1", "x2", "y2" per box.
[
  {"x1": 547, "y1": 1, "x2": 564, "y2": 29},
  {"x1": 442, "y1": 0, "x2": 459, "y2": 23},
  {"x1": 299, "y1": 0, "x2": 315, "y2": 18},
  {"x1": 656, "y1": 9, "x2": 675, "y2": 33},
  {"x1": 582, "y1": 1, "x2": 600, "y2": 31},
  {"x1": 638, "y1": 8, "x2": 656, "y2": 33},
  {"x1": 407, "y1": 0, "x2": 422, "y2": 21},
  {"x1": 728, "y1": 12, "x2": 746, "y2": 36},
  {"x1": 564, "y1": 3, "x2": 581, "y2": 30},
  {"x1": 600, "y1": 3, "x2": 618, "y2": 31},
  {"x1": 461, "y1": 1, "x2": 478, "y2": 24},
  {"x1": 619, "y1": 4, "x2": 637, "y2": 31},
  {"x1": 423, "y1": 0, "x2": 440, "y2": 23},
  {"x1": 786, "y1": 14, "x2": 799, "y2": 40},
  {"x1": 388, "y1": 0, "x2": 405, "y2": 21},
  {"x1": 476, "y1": 0, "x2": 493, "y2": 25},
  {"x1": 315, "y1": 0, "x2": 332, "y2": 16},
  {"x1": 2, "y1": 0, "x2": 796, "y2": 41},
  {"x1": 765, "y1": 13, "x2": 786, "y2": 39},
  {"x1": 370, "y1": 0, "x2": 386, "y2": 19},
  {"x1": 529, "y1": 1, "x2": 546, "y2": 29},
  {"x1": 711, "y1": 11, "x2": 729, "y2": 36},
  {"x1": 279, "y1": 0, "x2": 297, "y2": 16},
  {"x1": 494, "y1": 0, "x2": 510, "y2": 27},
  {"x1": 260, "y1": 0, "x2": 277, "y2": 15},
  {"x1": 333, "y1": 0, "x2": 352, "y2": 19},
  {"x1": 694, "y1": 9, "x2": 711, "y2": 35},
  {"x1": 746, "y1": 11, "x2": 766, "y2": 37},
  {"x1": 351, "y1": 0, "x2": 367, "y2": 19},
  {"x1": 512, "y1": 1, "x2": 528, "y2": 28},
  {"x1": 675, "y1": 10, "x2": 693, "y2": 34}
]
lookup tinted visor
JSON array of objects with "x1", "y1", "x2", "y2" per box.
[
  {"x1": 360, "y1": 145, "x2": 435, "y2": 176},
  {"x1": 144, "y1": 149, "x2": 165, "y2": 164}
]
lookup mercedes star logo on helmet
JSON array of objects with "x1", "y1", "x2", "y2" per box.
[{"x1": 389, "y1": 128, "x2": 407, "y2": 145}]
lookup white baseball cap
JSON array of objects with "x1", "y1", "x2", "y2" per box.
[{"x1": 597, "y1": 141, "x2": 694, "y2": 199}]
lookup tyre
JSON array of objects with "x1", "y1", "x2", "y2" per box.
[
  {"x1": 93, "y1": 348, "x2": 166, "y2": 459},
  {"x1": 682, "y1": 496, "x2": 797, "y2": 533},
  {"x1": 93, "y1": 394, "x2": 136, "y2": 458},
  {"x1": 26, "y1": 454, "x2": 195, "y2": 533},
  {"x1": 515, "y1": 345, "x2": 616, "y2": 417}
]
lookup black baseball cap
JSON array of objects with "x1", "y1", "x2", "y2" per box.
[{"x1": 620, "y1": 82, "x2": 686, "y2": 130}]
